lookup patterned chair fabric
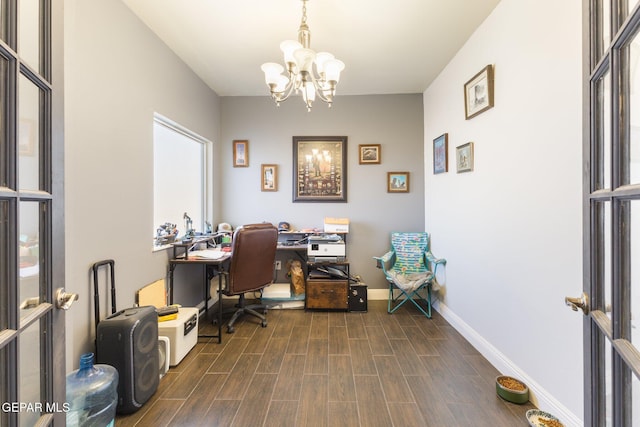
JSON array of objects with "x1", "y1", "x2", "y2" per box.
[{"x1": 374, "y1": 232, "x2": 446, "y2": 318}]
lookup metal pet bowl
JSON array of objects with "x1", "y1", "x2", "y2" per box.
[{"x1": 495, "y1": 375, "x2": 529, "y2": 404}]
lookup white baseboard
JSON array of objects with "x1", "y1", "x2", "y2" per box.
[
  {"x1": 431, "y1": 298, "x2": 582, "y2": 427},
  {"x1": 367, "y1": 288, "x2": 388, "y2": 300}
]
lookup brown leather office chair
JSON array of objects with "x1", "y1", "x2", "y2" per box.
[{"x1": 221, "y1": 223, "x2": 278, "y2": 333}]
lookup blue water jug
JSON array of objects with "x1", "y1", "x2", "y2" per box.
[{"x1": 66, "y1": 353, "x2": 119, "y2": 427}]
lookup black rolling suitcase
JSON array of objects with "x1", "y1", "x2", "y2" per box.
[{"x1": 92, "y1": 259, "x2": 159, "y2": 414}]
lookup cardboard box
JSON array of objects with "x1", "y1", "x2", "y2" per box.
[{"x1": 324, "y1": 217, "x2": 349, "y2": 233}]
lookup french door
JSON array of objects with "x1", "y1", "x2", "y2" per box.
[
  {"x1": 0, "y1": 1, "x2": 65, "y2": 426},
  {"x1": 581, "y1": 0, "x2": 640, "y2": 425}
]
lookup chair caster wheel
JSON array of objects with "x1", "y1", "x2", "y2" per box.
[
  {"x1": 261, "y1": 320, "x2": 267, "y2": 328},
  {"x1": 227, "y1": 326, "x2": 235, "y2": 333}
]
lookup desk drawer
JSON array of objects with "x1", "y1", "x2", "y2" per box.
[{"x1": 306, "y1": 280, "x2": 348, "y2": 310}]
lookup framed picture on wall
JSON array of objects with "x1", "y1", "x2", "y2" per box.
[
  {"x1": 233, "y1": 140, "x2": 249, "y2": 167},
  {"x1": 261, "y1": 164, "x2": 278, "y2": 191},
  {"x1": 387, "y1": 172, "x2": 409, "y2": 193},
  {"x1": 456, "y1": 142, "x2": 474, "y2": 173},
  {"x1": 293, "y1": 136, "x2": 347, "y2": 202},
  {"x1": 358, "y1": 144, "x2": 381, "y2": 164},
  {"x1": 464, "y1": 65, "x2": 494, "y2": 120},
  {"x1": 433, "y1": 133, "x2": 448, "y2": 174}
]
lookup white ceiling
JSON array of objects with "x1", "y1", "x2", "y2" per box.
[{"x1": 120, "y1": 0, "x2": 501, "y2": 97}]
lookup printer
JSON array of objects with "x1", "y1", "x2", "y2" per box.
[{"x1": 307, "y1": 234, "x2": 346, "y2": 262}]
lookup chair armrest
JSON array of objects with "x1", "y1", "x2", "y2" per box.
[
  {"x1": 373, "y1": 251, "x2": 395, "y2": 274},
  {"x1": 424, "y1": 251, "x2": 446, "y2": 274}
]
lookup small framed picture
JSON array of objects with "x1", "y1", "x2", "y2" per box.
[
  {"x1": 358, "y1": 144, "x2": 381, "y2": 164},
  {"x1": 233, "y1": 140, "x2": 249, "y2": 167},
  {"x1": 456, "y1": 142, "x2": 474, "y2": 173},
  {"x1": 464, "y1": 65, "x2": 494, "y2": 120},
  {"x1": 433, "y1": 133, "x2": 448, "y2": 174},
  {"x1": 387, "y1": 172, "x2": 409, "y2": 193},
  {"x1": 261, "y1": 164, "x2": 278, "y2": 191}
]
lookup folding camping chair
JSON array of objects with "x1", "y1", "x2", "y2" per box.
[{"x1": 374, "y1": 232, "x2": 446, "y2": 318}]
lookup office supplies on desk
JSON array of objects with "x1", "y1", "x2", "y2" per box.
[
  {"x1": 188, "y1": 249, "x2": 226, "y2": 259},
  {"x1": 167, "y1": 248, "x2": 230, "y2": 343}
]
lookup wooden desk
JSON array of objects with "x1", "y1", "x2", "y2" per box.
[
  {"x1": 168, "y1": 242, "x2": 305, "y2": 343},
  {"x1": 168, "y1": 249, "x2": 230, "y2": 343}
]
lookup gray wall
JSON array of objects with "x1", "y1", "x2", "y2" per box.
[
  {"x1": 64, "y1": 0, "x2": 221, "y2": 370},
  {"x1": 424, "y1": 0, "x2": 583, "y2": 422},
  {"x1": 219, "y1": 95, "x2": 426, "y2": 291}
]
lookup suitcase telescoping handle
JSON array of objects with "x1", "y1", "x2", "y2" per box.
[{"x1": 91, "y1": 259, "x2": 116, "y2": 333}]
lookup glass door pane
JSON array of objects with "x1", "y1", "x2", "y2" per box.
[
  {"x1": 18, "y1": 320, "x2": 41, "y2": 427},
  {"x1": 633, "y1": 374, "x2": 640, "y2": 426},
  {"x1": 0, "y1": 199, "x2": 8, "y2": 330},
  {"x1": 627, "y1": 35, "x2": 640, "y2": 184},
  {"x1": 591, "y1": 0, "x2": 611, "y2": 59},
  {"x1": 596, "y1": 69, "x2": 612, "y2": 190},
  {"x1": 631, "y1": 200, "x2": 640, "y2": 345},
  {"x1": 603, "y1": 201, "x2": 613, "y2": 318},
  {"x1": 18, "y1": 0, "x2": 40, "y2": 73},
  {"x1": 0, "y1": 53, "x2": 7, "y2": 188},
  {"x1": 18, "y1": 74, "x2": 40, "y2": 191},
  {"x1": 0, "y1": 0, "x2": 8, "y2": 45},
  {"x1": 606, "y1": 339, "x2": 613, "y2": 427},
  {"x1": 629, "y1": 0, "x2": 640, "y2": 20},
  {"x1": 19, "y1": 201, "x2": 39, "y2": 322}
]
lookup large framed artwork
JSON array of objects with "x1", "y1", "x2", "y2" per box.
[{"x1": 293, "y1": 136, "x2": 347, "y2": 202}]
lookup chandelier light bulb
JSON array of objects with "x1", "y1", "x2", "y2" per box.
[
  {"x1": 275, "y1": 75, "x2": 289, "y2": 92},
  {"x1": 261, "y1": 63, "x2": 284, "y2": 86},
  {"x1": 314, "y1": 52, "x2": 334, "y2": 75},
  {"x1": 324, "y1": 59, "x2": 345, "y2": 83},
  {"x1": 280, "y1": 40, "x2": 303, "y2": 65}
]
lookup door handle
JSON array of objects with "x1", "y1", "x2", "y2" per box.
[
  {"x1": 565, "y1": 292, "x2": 589, "y2": 315},
  {"x1": 55, "y1": 288, "x2": 79, "y2": 310}
]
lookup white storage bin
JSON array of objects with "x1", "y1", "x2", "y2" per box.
[{"x1": 158, "y1": 307, "x2": 198, "y2": 366}]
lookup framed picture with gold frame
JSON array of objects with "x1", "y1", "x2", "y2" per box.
[
  {"x1": 233, "y1": 140, "x2": 249, "y2": 167},
  {"x1": 456, "y1": 142, "x2": 474, "y2": 173},
  {"x1": 464, "y1": 65, "x2": 494, "y2": 120},
  {"x1": 358, "y1": 144, "x2": 381, "y2": 164},
  {"x1": 261, "y1": 164, "x2": 278, "y2": 191},
  {"x1": 387, "y1": 172, "x2": 409, "y2": 193}
]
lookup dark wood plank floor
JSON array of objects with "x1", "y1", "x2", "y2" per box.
[{"x1": 116, "y1": 300, "x2": 535, "y2": 427}]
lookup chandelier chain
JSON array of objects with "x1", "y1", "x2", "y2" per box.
[{"x1": 301, "y1": 1, "x2": 307, "y2": 25}]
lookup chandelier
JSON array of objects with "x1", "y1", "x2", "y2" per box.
[{"x1": 260, "y1": 0, "x2": 345, "y2": 111}]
